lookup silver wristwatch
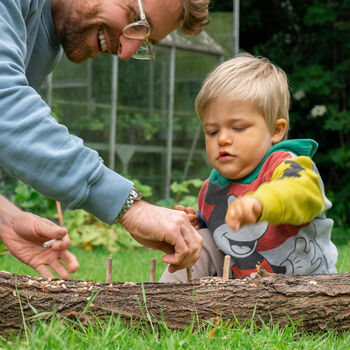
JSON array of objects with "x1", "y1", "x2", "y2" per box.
[{"x1": 115, "y1": 186, "x2": 142, "y2": 222}]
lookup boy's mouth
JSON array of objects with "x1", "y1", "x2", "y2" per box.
[{"x1": 218, "y1": 151, "x2": 235, "y2": 160}]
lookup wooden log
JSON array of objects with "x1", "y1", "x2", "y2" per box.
[{"x1": 1, "y1": 270, "x2": 350, "y2": 336}]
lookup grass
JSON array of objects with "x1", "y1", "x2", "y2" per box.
[
  {"x1": 0, "y1": 245, "x2": 166, "y2": 282},
  {"x1": 1, "y1": 226, "x2": 350, "y2": 349},
  {"x1": 1, "y1": 311, "x2": 350, "y2": 349}
]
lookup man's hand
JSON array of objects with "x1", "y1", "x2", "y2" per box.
[
  {"x1": 225, "y1": 196, "x2": 263, "y2": 231},
  {"x1": 1, "y1": 209, "x2": 79, "y2": 279},
  {"x1": 174, "y1": 205, "x2": 200, "y2": 230},
  {"x1": 120, "y1": 201, "x2": 203, "y2": 273}
]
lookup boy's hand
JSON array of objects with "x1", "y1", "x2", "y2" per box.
[
  {"x1": 175, "y1": 205, "x2": 200, "y2": 230},
  {"x1": 225, "y1": 196, "x2": 263, "y2": 231}
]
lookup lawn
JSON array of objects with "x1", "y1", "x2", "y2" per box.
[
  {"x1": 0, "y1": 227, "x2": 349, "y2": 349},
  {"x1": 0, "y1": 245, "x2": 166, "y2": 283}
]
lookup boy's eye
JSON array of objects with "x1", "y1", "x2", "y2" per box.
[
  {"x1": 206, "y1": 130, "x2": 218, "y2": 136},
  {"x1": 233, "y1": 126, "x2": 245, "y2": 131}
]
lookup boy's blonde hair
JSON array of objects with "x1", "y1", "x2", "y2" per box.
[{"x1": 195, "y1": 53, "x2": 290, "y2": 138}]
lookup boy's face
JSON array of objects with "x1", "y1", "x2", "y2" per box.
[{"x1": 203, "y1": 99, "x2": 281, "y2": 180}]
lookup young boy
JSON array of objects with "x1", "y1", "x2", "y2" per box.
[{"x1": 160, "y1": 53, "x2": 337, "y2": 282}]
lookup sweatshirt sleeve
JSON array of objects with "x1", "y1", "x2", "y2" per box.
[
  {"x1": 252, "y1": 156, "x2": 325, "y2": 225},
  {"x1": 0, "y1": 0, "x2": 132, "y2": 224}
]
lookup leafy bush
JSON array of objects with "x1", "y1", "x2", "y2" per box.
[
  {"x1": 156, "y1": 179, "x2": 203, "y2": 209},
  {"x1": 0, "y1": 180, "x2": 57, "y2": 219},
  {"x1": 62, "y1": 209, "x2": 140, "y2": 253}
]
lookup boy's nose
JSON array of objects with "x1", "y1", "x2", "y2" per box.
[{"x1": 218, "y1": 129, "x2": 233, "y2": 146}]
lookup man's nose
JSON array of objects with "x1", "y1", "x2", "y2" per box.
[{"x1": 118, "y1": 35, "x2": 144, "y2": 60}]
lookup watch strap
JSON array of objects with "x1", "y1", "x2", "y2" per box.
[{"x1": 115, "y1": 186, "x2": 142, "y2": 222}]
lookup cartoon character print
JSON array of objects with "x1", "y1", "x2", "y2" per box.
[
  {"x1": 202, "y1": 181, "x2": 323, "y2": 278},
  {"x1": 280, "y1": 237, "x2": 321, "y2": 274}
]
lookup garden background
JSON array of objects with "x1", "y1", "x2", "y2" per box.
[{"x1": 1, "y1": 1, "x2": 350, "y2": 348}]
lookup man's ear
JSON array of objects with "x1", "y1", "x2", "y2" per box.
[{"x1": 271, "y1": 118, "x2": 287, "y2": 144}]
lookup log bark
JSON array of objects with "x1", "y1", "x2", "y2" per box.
[{"x1": 1, "y1": 270, "x2": 350, "y2": 336}]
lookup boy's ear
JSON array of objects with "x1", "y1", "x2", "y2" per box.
[{"x1": 271, "y1": 118, "x2": 287, "y2": 144}]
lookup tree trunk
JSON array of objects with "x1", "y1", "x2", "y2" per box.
[{"x1": 1, "y1": 270, "x2": 350, "y2": 336}]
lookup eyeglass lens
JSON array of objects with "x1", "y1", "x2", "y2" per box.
[
  {"x1": 133, "y1": 44, "x2": 155, "y2": 60},
  {"x1": 124, "y1": 24, "x2": 150, "y2": 40}
]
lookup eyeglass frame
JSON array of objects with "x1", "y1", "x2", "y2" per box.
[{"x1": 122, "y1": 0, "x2": 154, "y2": 60}]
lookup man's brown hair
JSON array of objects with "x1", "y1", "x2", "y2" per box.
[{"x1": 179, "y1": 0, "x2": 210, "y2": 36}]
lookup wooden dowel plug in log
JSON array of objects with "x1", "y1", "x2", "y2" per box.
[
  {"x1": 222, "y1": 255, "x2": 231, "y2": 282},
  {"x1": 106, "y1": 257, "x2": 112, "y2": 284},
  {"x1": 186, "y1": 268, "x2": 193, "y2": 282},
  {"x1": 149, "y1": 258, "x2": 156, "y2": 282}
]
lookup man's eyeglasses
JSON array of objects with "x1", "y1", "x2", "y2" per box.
[{"x1": 123, "y1": 0, "x2": 154, "y2": 60}]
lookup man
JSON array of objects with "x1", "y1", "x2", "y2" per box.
[{"x1": 0, "y1": 0, "x2": 209, "y2": 276}]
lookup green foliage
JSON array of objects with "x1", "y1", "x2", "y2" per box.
[
  {"x1": 292, "y1": 64, "x2": 334, "y2": 97},
  {"x1": 156, "y1": 179, "x2": 203, "y2": 210},
  {"x1": 62, "y1": 210, "x2": 140, "y2": 253},
  {"x1": 171, "y1": 179, "x2": 203, "y2": 203},
  {"x1": 117, "y1": 112, "x2": 162, "y2": 142},
  {"x1": 131, "y1": 178, "x2": 153, "y2": 199},
  {"x1": 10, "y1": 181, "x2": 56, "y2": 218},
  {"x1": 0, "y1": 242, "x2": 6, "y2": 253},
  {"x1": 303, "y1": 4, "x2": 337, "y2": 26},
  {"x1": 324, "y1": 108, "x2": 350, "y2": 135},
  {"x1": 209, "y1": 1, "x2": 232, "y2": 11}
]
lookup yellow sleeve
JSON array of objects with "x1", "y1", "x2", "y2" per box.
[{"x1": 252, "y1": 156, "x2": 325, "y2": 225}]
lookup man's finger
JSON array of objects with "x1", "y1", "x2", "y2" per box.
[
  {"x1": 183, "y1": 226, "x2": 202, "y2": 260},
  {"x1": 49, "y1": 259, "x2": 70, "y2": 279},
  {"x1": 161, "y1": 227, "x2": 188, "y2": 267},
  {"x1": 166, "y1": 225, "x2": 202, "y2": 271},
  {"x1": 35, "y1": 264, "x2": 56, "y2": 279},
  {"x1": 60, "y1": 250, "x2": 80, "y2": 273},
  {"x1": 167, "y1": 263, "x2": 181, "y2": 273},
  {"x1": 51, "y1": 235, "x2": 71, "y2": 251},
  {"x1": 35, "y1": 222, "x2": 67, "y2": 240},
  {"x1": 153, "y1": 241, "x2": 175, "y2": 255},
  {"x1": 174, "y1": 205, "x2": 186, "y2": 211}
]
